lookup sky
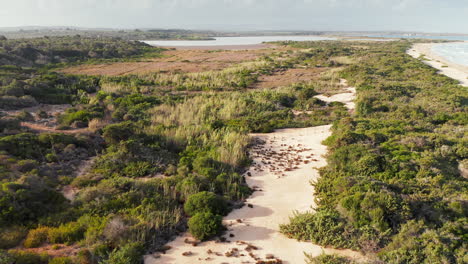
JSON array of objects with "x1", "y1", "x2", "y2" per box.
[{"x1": 0, "y1": 0, "x2": 467, "y2": 33}]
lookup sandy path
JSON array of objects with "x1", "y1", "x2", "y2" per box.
[
  {"x1": 145, "y1": 83, "x2": 359, "y2": 264},
  {"x1": 408, "y1": 43, "x2": 468, "y2": 87},
  {"x1": 314, "y1": 79, "x2": 356, "y2": 110}
]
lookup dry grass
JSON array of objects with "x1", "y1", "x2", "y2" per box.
[
  {"x1": 60, "y1": 49, "x2": 271, "y2": 76},
  {"x1": 251, "y1": 68, "x2": 329, "y2": 89}
]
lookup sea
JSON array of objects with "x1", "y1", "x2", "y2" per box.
[
  {"x1": 362, "y1": 34, "x2": 468, "y2": 67},
  {"x1": 366, "y1": 34, "x2": 468, "y2": 41},
  {"x1": 432, "y1": 42, "x2": 468, "y2": 66}
]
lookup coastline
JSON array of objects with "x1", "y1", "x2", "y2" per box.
[{"x1": 407, "y1": 42, "x2": 468, "y2": 87}]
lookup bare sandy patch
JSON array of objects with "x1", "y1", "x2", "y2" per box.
[
  {"x1": 408, "y1": 43, "x2": 468, "y2": 87},
  {"x1": 314, "y1": 79, "x2": 356, "y2": 111}
]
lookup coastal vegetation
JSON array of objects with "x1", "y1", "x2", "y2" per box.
[
  {"x1": 280, "y1": 41, "x2": 467, "y2": 263},
  {"x1": 0, "y1": 36, "x2": 466, "y2": 263}
]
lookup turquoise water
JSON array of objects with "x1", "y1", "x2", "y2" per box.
[
  {"x1": 367, "y1": 34, "x2": 468, "y2": 41},
  {"x1": 432, "y1": 43, "x2": 468, "y2": 66},
  {"x1": 143, "y1": 36, "x2": 334, "y2": 47}
]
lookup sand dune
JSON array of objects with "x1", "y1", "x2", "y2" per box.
[{"x1": 145, "y1": 82, "x2": 361, "y2": 264}]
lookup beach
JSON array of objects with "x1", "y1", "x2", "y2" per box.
[{"x1": 408, "y1": 43, "x2": 468, "y2": 87}]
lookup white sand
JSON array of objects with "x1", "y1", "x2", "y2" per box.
[
  {"x1": 314, "y1": 79, "x2": 356, "y2": 111},
  {"x1": 408, "y1": 43, "x2": 468, "y2": 87},
  {"x1": 145, "y1": 83, "x2": 361, "y2": 264}
]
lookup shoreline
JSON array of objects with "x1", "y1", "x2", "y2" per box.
[{"x1": 407, "y1": 42, "x2": 468, "y2": 87}]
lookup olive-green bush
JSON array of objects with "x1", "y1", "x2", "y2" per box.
[
  {"x1": 188, "y1": 212, "x2": 223, "y2": 241},
  {"x1": 184, "y1": 191, "x2": 228, "y2": 216}
]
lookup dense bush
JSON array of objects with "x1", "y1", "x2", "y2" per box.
[
  {"x1": 184, "y1": 191, "x2": 228, "y2": 216},
  {"x1": 48, "y1": 222, "x2": 85, "y2": 244},
  {"x1": 188, "y1": 211, "x2": 223, "y2": 241},
  {"x1": 103, "y1": 242, "x2": 144, "y2": 264},
  {"x1": 23, "y1": 226, "x2": 50, "y2": 248}
]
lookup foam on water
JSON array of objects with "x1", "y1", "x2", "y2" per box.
[
  {"x1": 143, "y1": 35, "x2": 334, "y2": 47},
  {"x1": 367, "y1": 35, "x2": 468, "y2": 41},
  {"x1": 432, "y1": 42, "x2": 468, "y2": 66}
]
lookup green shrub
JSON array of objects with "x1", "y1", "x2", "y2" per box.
[
  {"x1": 0, "y1": 226, "x2": 27, "y2": 249},
  {"x1": 122, "y1": 161, "x2": 153, "y2": 178},
  {"x1": 24, "y1": 227, "x2": 50, "y2": 248},
  {"x1": 280, "y1": 210, "x2": 353, "y2": 249},
  {"x1": 7, "y1": 250, "x2": 49, "y2": 264},
  {"x1": 0, "y1": 250, "x2": 14, "y2": 264},
  {"x1": 103, "y1": 242, "x2": 144, "y2": 264},
  {"x1": 48, "y1": 222, "x2": 85, "y2": 244},
  {"x1": 188, "y1": 211, "x2": 223, "y2": 241},
  {"x1": 184, "y1": 191, "x2": 227, "y2": 216},
  {"x1": 102, "y1": 121, "x2": 135, "y2": 144},
  {"x1": 48, "y1": 257, "x2": 74, "y2": 264},
  {"x1": 305, "y1": 253, "x2": 353, "y2": 264}
]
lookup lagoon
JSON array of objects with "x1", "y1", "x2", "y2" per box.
[{"x1": 143, "y1": 35, "x2": 334, "y2": 47}]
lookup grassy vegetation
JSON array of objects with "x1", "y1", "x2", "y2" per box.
[
  {"x1": 280, "y1": 41, "x2": 467, "y2": 263},
  {"x1": 0, "y1": 36, "x2": 163, "y2": 109}
]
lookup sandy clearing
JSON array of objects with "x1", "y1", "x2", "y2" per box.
[
  {"x1": 314, "y1": 79, "x2": 356, "y2": 111},
  {"x1": 408, "y1": 43, "x2": 468, "y2": 87},
  {"x1": 145, "y1": 83, "x2": 361, "y2": 264}
]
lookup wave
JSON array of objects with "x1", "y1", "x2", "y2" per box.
[{"x1": 432, "y1": 43, "x2": 468, "y2": 66}]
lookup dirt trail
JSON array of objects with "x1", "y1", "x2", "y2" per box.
[{"x1": 145, "y1": 81, "x2": 361, "y2": 264}]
